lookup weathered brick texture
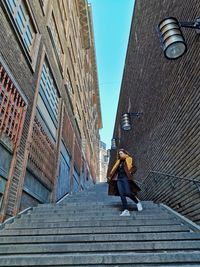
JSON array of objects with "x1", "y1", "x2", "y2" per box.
[
  {"x1": 111, "y1": 0, "x2": 200, "y2": 224},
  {"x1": 0, "y1": 0, "x2": 101, "y2": 221},
  {"x1": 0, "y1": 2, "x2": 42, "y2": 218}
]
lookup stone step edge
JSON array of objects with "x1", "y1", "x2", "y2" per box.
[
  {"x1": 0, "y1": 228, "x2": 190, "y2": 237},
  {"x1": 0, "y1": 232, "x2": 200, "y2": 243},
  {"x1": 160, "y1": 204, "x2": 200, "y2": 233},
  {"x1": 0, "y1": 251, "x2": 200, "y2": 265},
  {"x1": 1, "y1": 241, "x2": 200, "y2": 254}
]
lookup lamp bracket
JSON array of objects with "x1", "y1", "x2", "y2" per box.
[
  {"x1": 179, "y1": 17, "x2": 200, "y2": 34},
  {"x1": 129, "y1": 112, "x2": 143, "y2": 117},
  {"x1": 112, "y1": 137, "x2": 120, "y2": 140}
]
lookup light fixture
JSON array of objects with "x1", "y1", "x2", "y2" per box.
[
  {"x1": 158, "y1": 17, "x2": 200, "y2": 59},
  {"x1": 121, "y1": 112, "x2": 143, "y2": 131},
  {"x1": 111, "y1": 138, "x2": 119, "y2": 149},
  {"x1": 121, "y1": 113, "x2": 132, "y2": 131}
]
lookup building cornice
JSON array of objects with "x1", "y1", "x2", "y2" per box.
[
  {"x1": 78, "y1": 0, "x2": 91, "y2": 49},
  {"x1": 88, "y1": 4, "x2": 103, "y2": 129}
]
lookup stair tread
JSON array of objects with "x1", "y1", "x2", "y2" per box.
[
  {"x1": 0, "y1": 225, "x2": 190, "y2": 236},
  {"x1": 0, "y1": 183, "x2": 200, "y2": 266},
  {"x1": 0, "y1": 251, "x2": 200, "y2": 265},
  {"x1": 0, "y1": 232, "x2": 200, "y2": 244},
  {"x1": 1, "y1": 240, "x2": 200, "y2": 255}
]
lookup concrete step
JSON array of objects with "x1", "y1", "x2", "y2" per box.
[
  {"x1": 28, "y1": 210, "x2": 169, "y2": 217},
  {"x1": 1, "y1": 240, "x2": 200, "y2": 254},
  {"x1": 0, "y1": 225, "x2": 190, "y2": 236},
  {"x1": 17, "y1": 214, "x2": 177, "y2": 223},
  {"x1": 30, "y1": 208, "x2": 163, "y2": 216},
  {"x1": 0, "y1": 232, "x2": 200, "y2": 244},
  {"x1": 4, "y1": 218, "x2": 181, "y2": 229},
  {"x1": 16, "y1": 264, "x2": 198, "y2": 267},
  {"x1": 0, "y1": 251, "x2": 200, "y2": 266},
  {"x1": 31, "y1": 203, "x2": 162, "y2": 211},
  {"x1": 0, "y1": 183, "x2": 199, "y2": 266},
  {"x1": 36, "y1": 203, "x2": 157, "y2": 210}
]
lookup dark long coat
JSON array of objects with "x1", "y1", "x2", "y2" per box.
[{"x1": 107, "y1": 156, "x2": 141, "y2": 196}]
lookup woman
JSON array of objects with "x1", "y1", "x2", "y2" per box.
[{"x1": 107, "y1": 148, "x2": 143, "y2": 216}]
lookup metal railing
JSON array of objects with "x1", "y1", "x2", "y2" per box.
[
  {"x1": 139, "y1": 170, "x2": 200, "y2": 224},
  {"x1": 142, "y1": 170, "x2": 200, "y2": 192}
]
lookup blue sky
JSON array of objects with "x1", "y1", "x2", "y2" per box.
[{"x1": 89, "y1": 0, "x2": 135, "y2": 149}]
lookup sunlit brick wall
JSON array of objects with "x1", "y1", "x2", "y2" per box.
[{"x1": 111, "y1": 0, "x2": 200, "y2": 224}]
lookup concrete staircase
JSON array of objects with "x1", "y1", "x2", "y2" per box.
[{"x1": 0, "y1": 182, "x2": 200, "y2": 266}]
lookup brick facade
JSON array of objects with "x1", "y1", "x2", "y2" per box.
[
  {"x1": 0, "y1": 0, "x2": 102, "y2": 222},
  {"x1": 110, "y1": 0, "x2": 200, "y2": 224}
]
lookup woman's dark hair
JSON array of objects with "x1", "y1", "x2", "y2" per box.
[{"x1": 117, "y1": 148, "x2": 131, "y2": 159}]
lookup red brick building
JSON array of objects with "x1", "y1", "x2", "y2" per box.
[
  {"x1": 0, "y1": 0, "x2": 102, "y2": 222},
  {"x1": 110, "y1": 0, "x2": 200, "y2": 224}
]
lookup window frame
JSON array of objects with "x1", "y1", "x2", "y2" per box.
[
  {"x1": 47, "y1": 7, "x2": 65, "y2": 77},
  {"x1": 39, "y1": 0, "x2": 48, "y2": 16},
  {"x1": 2, "y1": 0, "x2": 41, "y2": 72},
  {"x1": 36, "y1": 53, "x2": 61, "y2": 143}
]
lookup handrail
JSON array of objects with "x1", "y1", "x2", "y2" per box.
[
  {"x1": 140, "y1": 170, "x2": 200, "y2": 224},
  {"x1": 56, "y1": 192, "x2": 69, "y2": 204},
  {"x1": 144, "y1": 170, "x2": 200, "y2": 184},
  {"x1": 0, "y1": 207, "x2": 32, "y2": 229}
]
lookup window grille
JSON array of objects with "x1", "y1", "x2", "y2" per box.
[
  {"x1": 0, "y1": 63, "x2": 27, "y2": 149},
  {"x1": 28, "y1": 116, "x2": 57, "y2": 185}
]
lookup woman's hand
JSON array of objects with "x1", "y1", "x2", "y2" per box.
[{"x1": 107, "y1": 177, "x2": 111, "y2": 183}]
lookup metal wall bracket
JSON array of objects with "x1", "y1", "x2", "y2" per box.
[{"x1": 179, "y1": 17, "x2": 200, "y2": 34}]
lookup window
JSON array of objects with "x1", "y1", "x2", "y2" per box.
[
  {"x1": 65, "y1": 69, "x2": 74, "y2": 95},
  {"x1": 37, "y1": 59, "x2": 60, "y2": 141},
  {"x1": 0, "y1": 192, "x2": 3, "y2": 210},
  {"x1": 69, "y1": 35, "x2": 76, "y2": 63},
  {"x1": 39, "y1": 0, "x2": 48, "y2": 15},
  {"x1": 76, "y1": 104, "x2": 81, "y2": 121},
  {"x1": 40, "y1": 62, "x2": 59, "y2": 120},
  {"x1": 48, "y1": 12, "x2": 64, "y2": 74},
  {"x1": 49, "y1": 14, "x2": 62, "y2": 60},
  {"x1": 4, "y1": 0, "x2": 40, "y2": 70},
  {"x1": 67, "y1": 47, "x2": 76, "y2": 80},
  {"x1": 60, "y1": 0, "x2": 68, "y2": 38},
  {"x1": 6, "y1": 0, "x2": 35, "y2": 51}
]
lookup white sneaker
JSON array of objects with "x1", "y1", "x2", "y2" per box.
[
  {"x1": 136, "y1": 202, "x2": 143, "y2": 211},
  {"x1": 120, "y1": 209, "x2": 130, "y2": 216}
]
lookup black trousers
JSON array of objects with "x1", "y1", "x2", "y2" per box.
[{"x1": 117, "y1": 174, "x2": 138, "y2": 210}]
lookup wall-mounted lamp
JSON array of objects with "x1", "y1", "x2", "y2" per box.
[
  {"x1": 111, "y1": 137, "x2": 120, "y2": 149},
  {"x1": 121, "y1": 112, "x2": 143, "y2": 131},
  {"x1": 158, "y1": 16, "x2": 200, "y2": 59}
]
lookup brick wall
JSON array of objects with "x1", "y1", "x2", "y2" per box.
[
  {"x1": 111, "y1": 0, "x2": 200, "y2": 224},
  {"x1": 0, "y1": 0, "x2": 101, "y2": 221},
  {"x1": 0, "y1": 1, "x2": 42, "y2": 219}
]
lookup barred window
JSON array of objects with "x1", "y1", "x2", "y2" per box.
[
  {"x1": 37, "y1": 59, "x2": 60, "y2": 142},
  {"x1": 39, "y1": 60, "x2": 59, "y2": 123},
  {"x1": 5, "y1": 0, "x2": 35, "y2": 52},
  {"x1": 49, "y1": 14, "x2": 63, "y2": 62}
]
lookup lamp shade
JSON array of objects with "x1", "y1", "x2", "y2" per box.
[
  {"x1": 158, "y1": 17, "x2": 187, "y2": 59},
  {"x1": 121, "y1": 113, "x2": 132, "y2": 131},
  {"x1": 111, "y1": 138, "x2": 117, "y2": 149}
]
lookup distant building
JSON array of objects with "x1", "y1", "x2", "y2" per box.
[
  {"x1": 0, "y1": 0, "x2": 102, "y2": 222},
  {"x1": 98, "y1": 141, "x2": 109, "y2": 183}
]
